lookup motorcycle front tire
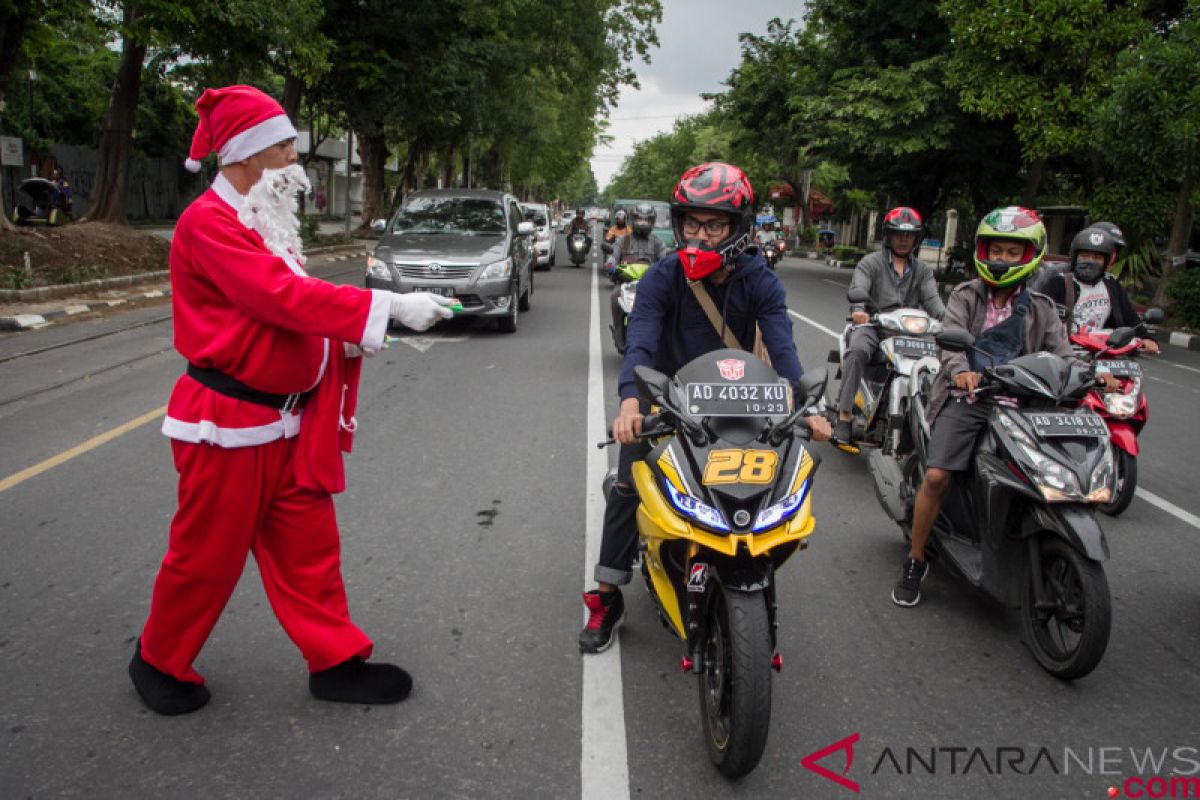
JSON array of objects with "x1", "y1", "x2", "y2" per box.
[
  {"x1": 1020, "y1": 536, "x2": 1111, "y2": 681},
  {"x1": 698, "y1": 585, "x2": 772, "y2": 778},
  {"x1": 1098, "y1": 449, "x2": 1137, "y2": 517}
]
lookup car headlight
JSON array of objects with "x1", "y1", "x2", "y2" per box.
[
  {"x1": 753, "y1": 479, "x2": 811, "y2": 532},
  {"x1": 900, "y1": 315, "x2": 930, "y2": 334},
  {"x1": 479, "y1": 257, "x2": 513, "y2": 280},
  {"x1": 997, "y1": 411, "x2": 1083, "y2": 501},
  {"x1": 1102, "y1": 393, "x2": 1136, "y2": 419},
  {"x1": 366, "y1": 255, "x2": 391, "y2": 280},
  {"x1": 663, "y1": 481, "x2": 730, "y2": 532}
]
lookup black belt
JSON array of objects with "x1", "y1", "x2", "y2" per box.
[{"x1": 186, "y1": 363, "x2": 308, "y2": 412}]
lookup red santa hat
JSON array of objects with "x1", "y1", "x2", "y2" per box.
[{"x1": 184, "y1": 85, "x2": 298, "y2": 173}]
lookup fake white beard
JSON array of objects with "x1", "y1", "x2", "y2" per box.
[{"x1": 238, "y1": 164, "x2": 311, "y2": 265}]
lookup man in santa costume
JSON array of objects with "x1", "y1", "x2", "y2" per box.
[{"x1": 129, "y1": 85, "x2": 455, "y2": 715}]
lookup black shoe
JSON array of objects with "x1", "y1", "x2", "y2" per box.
[
  {"x1": 832, "y1": 419, "x2": 859, "y2": 453},
  {"x1": 310, "y1": 657, "x2": 413, "y2": 704},
  {"x1": 128, "y1": 639, "x2": 211, "y2": 716},
  {"x1": 579, "y1": 589, "x2": 625, "y2": 654},
  {"x1": 892, "y1": 557, "x2": 929, "y2": 607}
]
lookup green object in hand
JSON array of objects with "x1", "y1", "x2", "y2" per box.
[{"x1": 448, "y1": 301, "x2": 464, "y2": 314}]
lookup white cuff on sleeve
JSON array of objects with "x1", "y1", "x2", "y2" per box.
[{"x1": 361, "y1": 290, "x2": 393, "y2": 352}]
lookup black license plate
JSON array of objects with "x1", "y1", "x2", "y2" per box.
[
  {"x1": 1026, "y1": 412, "x2": 1108, "y2": 438},
  {"x1": 890, "y1": 336, "x2": 938, "y2": 358},
  {"x1": 685, "y1": 382, "x2": 791, "y2": 416},
  {"x1": 1102, "y1": 359, "x2": 1141, "y2": 378},
  {"x1": 414, "y1": 286, "x2": 456, "y2": 297}
]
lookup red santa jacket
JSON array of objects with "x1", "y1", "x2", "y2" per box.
[{"x1": 162, "y1": 174, "x2": 392, "y2": 490}]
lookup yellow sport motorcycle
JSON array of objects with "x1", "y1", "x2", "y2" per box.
[{"x1": 602, "y1": 349, "x2": 827, "y2": 778}]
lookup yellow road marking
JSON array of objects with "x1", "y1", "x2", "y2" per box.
[{"x1": 0, "y1": 405, "x2": 166, "y2": 494}]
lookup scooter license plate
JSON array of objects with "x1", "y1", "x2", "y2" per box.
[
  {"x1": 1101, "y1": 359, "x2": 1141, "y2": 378},
  {"x1": 1026, "y1": 412, "x2": 1108, "y2": 438},
  {"x1": 414, "y1": 286, "x2": 456, "y2": 297},
  {"x1": 890, "y1": 336, "x2": 938, "y2": 358},
  {"x1": 685, "y1": 382, "x2": 791, "y2": 416}
]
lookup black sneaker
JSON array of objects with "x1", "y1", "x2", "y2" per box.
[
  {"x1": 579, "y1": 589, "x2": 625, "y2": 654},
  {"x1": 892, "y1": 557, "x2": 929, "y2": 607},
  {"x1": 833, "y1": 419, "x2": 859, "y2": 454}
]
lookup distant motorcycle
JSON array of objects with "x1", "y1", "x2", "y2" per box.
[
  {"x1": 762, "y1": 239, "x2": 785, "y2": 270},
  {"x1": 568, "y1": 231, "x2": 591, "y2": 267},
  {"x1": 608, "y1": 257, "x2": 651, "y2": 354},
  {"x1": 1067, "y1": 308, "x2": 1163, "y2": 516}
]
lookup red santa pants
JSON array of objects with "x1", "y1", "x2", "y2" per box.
[{"x1": 139, "y1": 436, "x2": 373, "y2": 684}]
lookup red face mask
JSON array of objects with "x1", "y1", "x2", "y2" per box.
[{"x1": 679, "y1": 240, "x2": 724, "y2": 280}]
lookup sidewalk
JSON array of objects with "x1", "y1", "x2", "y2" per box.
[{"x1": 0, "y1": 238, "x2": 370, "y2": 332}]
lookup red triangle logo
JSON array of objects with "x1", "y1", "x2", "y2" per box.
[{"x1": 801, "y1": 732, "x2": 861, "y2": 793}]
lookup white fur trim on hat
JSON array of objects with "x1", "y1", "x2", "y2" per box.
[
  {"x1": 184, "y1": 158, "x2": 202, "y2": 173},
  {"x1": 217, "y1": 115, "x2": 299, "y2": 166}
]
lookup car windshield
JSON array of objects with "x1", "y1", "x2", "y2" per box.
[
  {"x1": 391, "y1": 197, "x2": 506, "y2": 235},
  {"x1": 521, "y1": 206, "x2": 548, "y2": 226}
]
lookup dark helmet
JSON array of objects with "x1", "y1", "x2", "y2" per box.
[
  {"x1": 670, "y1": 162, "x2": 755, "y2": 279},
  {"x1": 882, "y1": 206, "x2": 923, "y2": 240},
  {"x1": 631, "y1": 201, "x2": 656, "y2": 236},
  {"x1": 1070, "y1": 227, "x2": 1117, "y2": 285},
  {"x1": 575, "y1": 208, "x2": 584, "y2": 217},
  {"x1": 614, "y1": 209, "x2": 628, "y2": 226},
  {"x1": 1090, "y1": 221, "x2": 1126, "y2": 266}
]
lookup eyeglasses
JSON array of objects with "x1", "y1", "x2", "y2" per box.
[{"x1": 682, "y1": 216, "x2": 730, "y2": 235}]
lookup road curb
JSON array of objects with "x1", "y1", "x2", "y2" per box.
[
  {"x1": 0, "y1": 289, "x2": 170, "y2": 331},
  {"x1": 1167, "y1": 330, "x2": 1200, "y2": 351}
]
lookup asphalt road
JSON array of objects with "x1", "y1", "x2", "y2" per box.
[{"x1": 1, "y1": 231, "x2": 1198, "y2": 799}]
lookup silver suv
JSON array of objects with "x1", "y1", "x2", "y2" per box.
[{"x1": 366, "y1": 189, "x2": 536, "y2": 333}]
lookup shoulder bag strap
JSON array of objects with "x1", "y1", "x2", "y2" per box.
[{"x1": 688, "y1": 280, "x2": 744, "y2": 350}]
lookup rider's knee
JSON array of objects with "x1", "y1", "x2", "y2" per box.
[{"x1": 922, "y1": 467, "x2": 952, "y2": 496}]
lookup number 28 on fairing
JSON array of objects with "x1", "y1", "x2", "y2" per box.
[{"x1": 702, "y1": 449, "x2": 779, "y2": 485}]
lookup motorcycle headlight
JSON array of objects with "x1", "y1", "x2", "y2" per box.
[
  {"x1": 997, "y1": 411, "x2": 1084, "y2": 501},
  {"x1": 479, "y1": 257, "x2": 513, "y2": 280},
  {"x1": 1102, "y1": 393, "x2": 1136, "y2": 419},
  {"x1": 663, "y1": 481, "x2": 730, "y2": 532},
  {"x1": 752, "y1": 479, "x2": 811, "y2": 532},
  {"x1": 900, "y1": 315, "x2": 930, "y2": 335},
  {"x1": 366, "y1": 255, "x2": 391, "y2": 280},
  {"x1": 1086, "y1": 447, "x2": 1114, "y2": 503}
]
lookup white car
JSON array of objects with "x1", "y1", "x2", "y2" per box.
[{"x1": 521, "y1": 202, "x2": 556, "y2": 269}]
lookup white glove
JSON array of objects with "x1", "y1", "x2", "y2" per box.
[{"x1": 389, "y1": 292, "x2": 455, "y2": 331}]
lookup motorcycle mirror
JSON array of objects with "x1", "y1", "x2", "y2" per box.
[
  {"x1": 370, "y1": 218, "x2": 387, "y2": 233},
  {"x1": 1106, "y1": 327, "x2": 1137, "y2": 350},
  {"x1": 936, "y1": 329, "x2": 975, "y2": 352},
  {"x1": 847, "y1": 287, "x2": 871, "y2": 306},
  {"x1": 634, "y1": 366, "x2": 671, "y2": 402},
  {"x1": 517, "y1": 221, "x2": 536, "y2": 236},
  {"x1": 1143, "y1": 307, "x2": 1164, "y2": 325},
  {"x1": 798, "y1": 367, "x2": 828, "y2": 406}
]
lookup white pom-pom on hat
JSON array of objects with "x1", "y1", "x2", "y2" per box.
[{"x1": 184, "y1": 158, "x2": 202, "y2": 173}]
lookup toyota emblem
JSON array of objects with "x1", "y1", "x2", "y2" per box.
[{"x1": 428, "y1": 262, "x2": 443, "y2": 273}]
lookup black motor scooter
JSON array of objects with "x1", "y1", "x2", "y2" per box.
[{"x1": 877, "y1": 327, "x2": 1135, "y2": 680}]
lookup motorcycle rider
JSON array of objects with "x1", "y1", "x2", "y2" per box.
[
  {"x1": 605, "y1": 209, "x2": 632, "y2": 243},
  {"x1": 892, "y1": 206, "x2": 1120, "y2": 607},
  {"x1": 754, "y1": 220, "x2": 779, "y2": 247},
  {"x1": 566, "y1": 208, "x2": 592, "y2": 255},
  {"x1": 579, "y1": 162, "x2": 831, "y2": 653},
  {"x1": 833, "y1": 206, "x2": 945, "y2": 449},
  {"x1": 1042, "y1": 226, "x2": 1159, "y2": 353},
  {"x1": 605, "y1": 202, "x2": 666, "y2": 276}
]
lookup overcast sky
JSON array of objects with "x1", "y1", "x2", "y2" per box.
[{"x1": 591, "y1": 0, "x2": 806, "y2": 189}]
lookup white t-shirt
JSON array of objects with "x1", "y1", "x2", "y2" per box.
[{"x1": 1072, "y1": 279, "x2": 1111, "y2": 332}]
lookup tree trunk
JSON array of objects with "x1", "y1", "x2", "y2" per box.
[
  {"x1": 281, "y1": 74, "x2": 303, "y2": 123},
  {"x1": 437, "y1": 146, "x2": 455, "y2": 189},
  {"x1": 1152, "y1": 171, "x2": 1196, "y2": 308},
  {"x1": 87, "y1": 5, "x2": 147, "y2": 224},
  {"x1": 357, "y1": 132, "x2": 387, "y2": 231},
  {"x1": 1020, "y1": 158, "x2": 1047, "y2": 208}
]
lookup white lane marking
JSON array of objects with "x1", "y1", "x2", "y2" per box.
[
  {"x1": 1135, "y1": 488, "x2": 1200, "y2": 531},
  {"x1": 786, "y1": 302, "x2": 1200, "y2": 531},
  {"x1": 787, "y1": 308, "x2": 841, "y2": 340},
  {"x1": 1156, "y1": 358, "x2": 1200, "y2": 376},
  {"x1": 822, "y1": 278, "x2": 846, "y2": 287},
  {"x1": 582, "y1": 265, "x2": 631, "y2": 800},
  {"x1": 388, "y1": 334, "x2": 470, "y2": 353}
]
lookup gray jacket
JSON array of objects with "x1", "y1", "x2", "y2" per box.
[
  {"x1": 926, "y1": 279, "x2": 1079, "y2": 422},
  {"x1": 609, "y1": 232, "x2": 665, "y2": 268},
  {"x1": 849, "y1": 248, "x2": 945, "y2": 319}
]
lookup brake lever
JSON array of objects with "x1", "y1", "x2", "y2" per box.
[{"x1": 596, "y1": 425, "x2": 676, "y2": 449}]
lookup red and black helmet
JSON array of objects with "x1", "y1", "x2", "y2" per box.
[
  {"x1": 883, "y1": 206, "x2": 923, "y2": 237},
  {"x1": 670, "y1": 163, "x2": 755, "y2": 275}
]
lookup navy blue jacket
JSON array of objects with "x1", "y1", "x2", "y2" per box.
[{"x1": 618, "y1": 249, "x2": 804, "y2": 400}]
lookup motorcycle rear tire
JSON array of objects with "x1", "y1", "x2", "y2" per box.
[
  {"x1": 1098, "y1": 449, "x2": 1136, "y2": 517},
  {"x1": 1020, "y1": 537, "x2": 1111, "y2": 681},
  {"x1": 698, "y1": 585, "x2": 772, "y2": 778}
]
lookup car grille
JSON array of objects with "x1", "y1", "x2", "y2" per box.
[{"x1": 396, "y1": 263, "x2": 478, "y2": 280}]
